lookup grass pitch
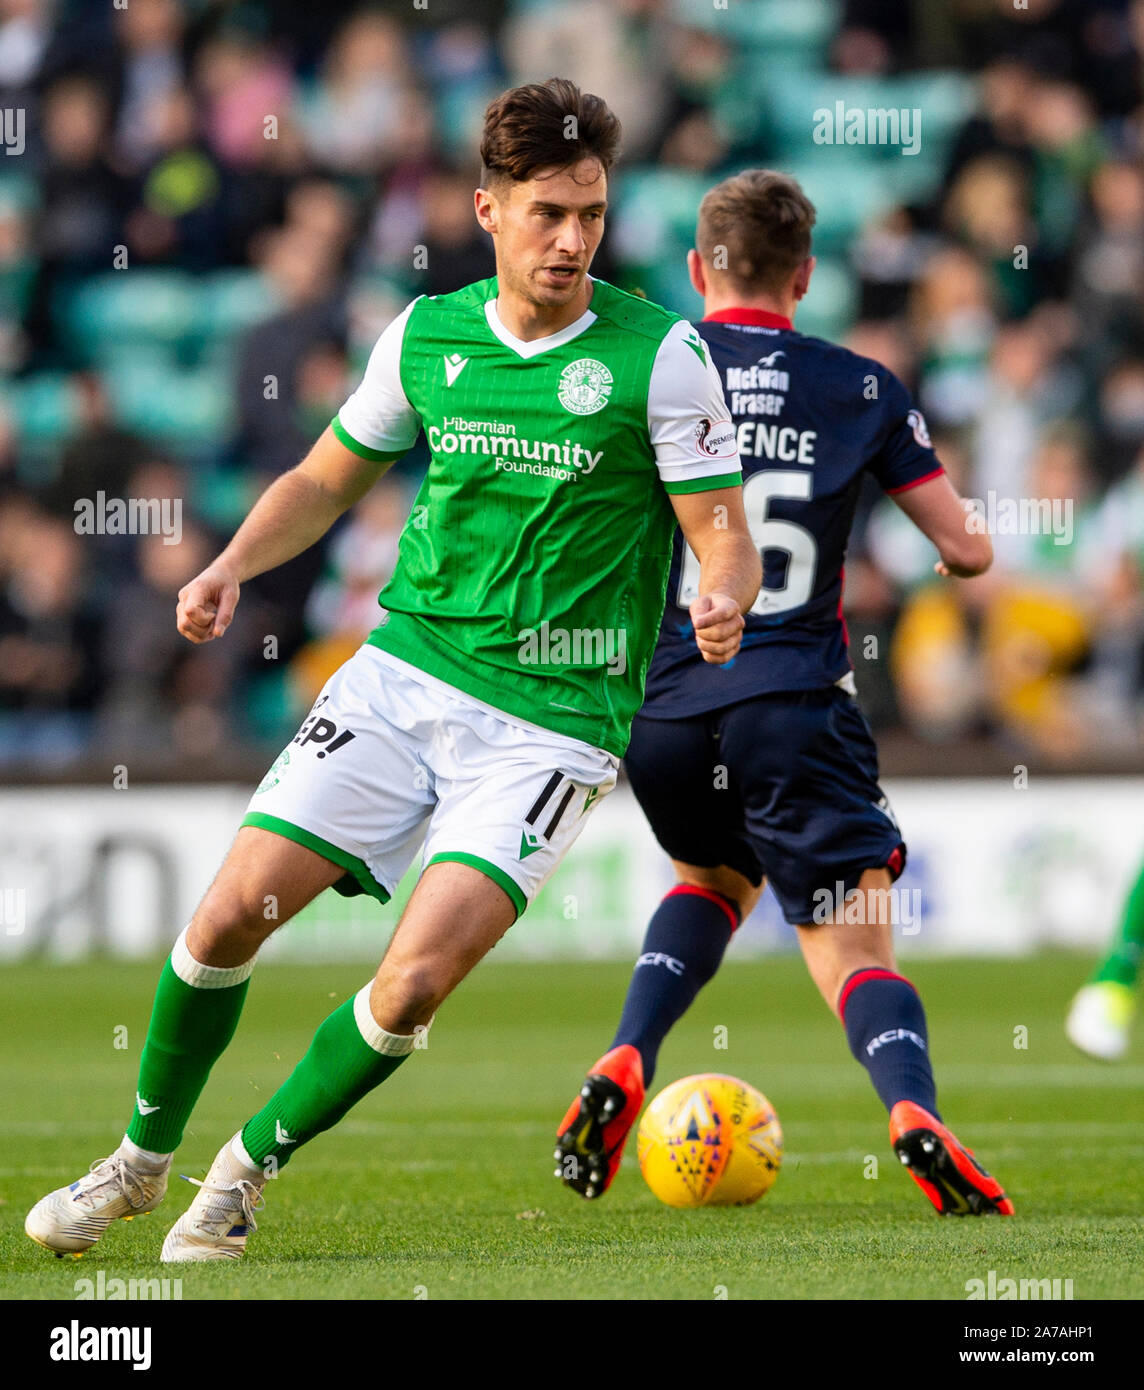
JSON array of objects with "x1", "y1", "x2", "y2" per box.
[{"x1": 1, "y1": 952, "x2": 1141, "y2": 1301}]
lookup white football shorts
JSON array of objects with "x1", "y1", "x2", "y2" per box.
[{"x1": 242, "y1": 644, "x2": 618, "y2": 917}]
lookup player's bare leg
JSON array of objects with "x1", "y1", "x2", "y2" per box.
[
  {"x1": 367, "y1": 860, "x2": 519, "y2": 1032},
  {"x1": 673, "y1": 862, "x2": 764, "y2": 921},
  {"x1": 186, "y1": 826, "x2": 349, "y2": 967},
  {"x1": 796, "y1": 869, "x2": 1013, "y2": 1216},
  {"x1": 25, "y1": 828, "x2": 345, "y2": 1256},
  {"x1": 557, "y1": 860, "x2": 762, "y2": 1198},
  {"x1": 795, "y1": 868, "x2": 896, "y2": 1016},
  {"x1": 162, "y1": 861, "x2": 519, "y2": 1260}
]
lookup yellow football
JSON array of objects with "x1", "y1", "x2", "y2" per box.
[{"x1": 637, "y1": 1073, "x2": 782, "y2": 1207}]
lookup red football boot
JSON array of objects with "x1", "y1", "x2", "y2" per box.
[
  {"x1": 890, "y1": 1100, "x2": 1015, "y2": 1216},
  {"x1": 554, "y1": 1045, "x2": 645, "y2": 1199}
]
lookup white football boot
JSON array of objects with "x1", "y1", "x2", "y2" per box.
[
  {"x1": 1065, "y1": 982, "x2": 1136, "y2": 1061},
  {"x1": 26, "y1": 1151, "x2": 169, "y2": 1256},
  {"x1": 161, "y1": 1137, "x2": 266, "y2": 1262}
]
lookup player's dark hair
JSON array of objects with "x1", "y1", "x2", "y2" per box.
[
  {"x1": 696, "y1": 169, "x2": 816, "y2": 294},
  {"x1": 480, "y1": 78, "x2": 621, "y2": 191}
]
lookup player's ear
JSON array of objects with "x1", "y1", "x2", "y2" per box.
[
  {"x1": 474, "y1": 186, "x2": 498, "y2": 235},
  {"x1": 687, "y1": 248, "x2": 706, "y2": 298},
  {"x1": 792, "y1": 256, "x2": 815, "y2": 302}
]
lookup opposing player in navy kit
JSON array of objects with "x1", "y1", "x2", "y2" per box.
[{"x1": 555, "y1": 170, "x2": 1014, "y2": 1216}]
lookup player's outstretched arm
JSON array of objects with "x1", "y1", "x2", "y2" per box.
[
  {"x1": 670, "y1": 485, "x2": 762, "y2": 664},
  {"x1": 891, "y1": 473, "x2": 993, "y2": 580},
  {"x1": 176, "y1": 427, "x2": 399, "y2": 644}
]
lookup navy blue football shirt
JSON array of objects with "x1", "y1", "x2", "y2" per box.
[{"x1": 640, "y1": 308, "x2": 942, "y2": 718}]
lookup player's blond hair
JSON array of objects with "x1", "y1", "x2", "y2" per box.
[{"x1": 696, "y1": 170, "x2": 816, "y2": 294}]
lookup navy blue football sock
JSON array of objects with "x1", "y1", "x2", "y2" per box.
[
  {"x1": 839, "y1": 967, "x2": 940, "y2": 1120},
  {"x1": 611, "y1": 885, "x2": 738, "y2": 1089}
]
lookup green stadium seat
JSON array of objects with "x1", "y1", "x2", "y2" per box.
[
  {"x1": 709, "y1": 0, "x2": 837, "y2": 56},
  {"x1": 0, "y1": 262, "x2": 35, "y2": 321},
  {"x1": 893, "y1": 72, "x2": 977, "y2": 151},
  {"x1": 104, "y1": 360, "x2": 233, "y2": 447},
  {"x1": 795, "y1": 255, "x2": 857, "y2": 340},
  {"x1": 0, "y1": 177, "x2": 39, "y2": 336},
  {"x1": 195, "y1": 467, "x2": 257, "y2": 532},
  {"x1": 755, "y1": 72, "x2": 887, "y2": 149},
  {"x1": 0, "y1": 373, "x2": 78, "y2": 447},
  {"x1": 196, "y1": 270, "x2": 279, "y2": 343},
  {"x1": 61, "y1": 272, "x2": 198, "y2": 361},
  {"x1": 779, "y1": 154, "x2": 896, "y2": 253},
  {"x1": 241, "y1": 667, "x2": 298, "y2": 746},
  {"x1": 615, "y1": 168, "x2": 709, "y2": 242},
  {"x1": 612, "y1": 167, "x2": 709, "y2": 315},
  {"x1": 434, "y1": 78, "x2": 501, "y2": 156},
  {"x1": 757, "y1": 70, "x2": 970, "y2": 176},
  {"x1": 0, "y1": 173, "x2": 38, "y2": 214},
  {"x1": 59, "y1": 269, "x2": 283, "y2": 370},
  {"x1": 503, "y1": 0, "x2": 562, "y2": 13}
]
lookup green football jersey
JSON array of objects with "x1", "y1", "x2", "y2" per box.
[{"x1": 332, "y1": 276, "x2": 740, "y2": 756}]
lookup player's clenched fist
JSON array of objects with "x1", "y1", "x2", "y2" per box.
[
  {"x1": 690, "y1": 592, "x2": 745, "y2": 665},
  {"x1": 177, "y1": 562, "x2": 240, "y2": 643}
]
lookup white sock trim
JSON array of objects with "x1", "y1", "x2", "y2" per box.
[
  {"x1": 119, "y1": 1136, "x2": 171, "y2": 1170},
  {"x1": 352, "y1": 984, "x2": 429, "y2": 1056},
  {"x1": 170, "y1": 927, "x2": 257, "y2": 989},
  {"x1": 228, "y1": 1132, "x2": 262, "y2": 1178}
]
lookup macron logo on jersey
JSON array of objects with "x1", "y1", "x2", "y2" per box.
[
  {"x1": 682, "y1": 330, "x2": 707, "y2": 366},
  {"x1": 443, "y1": 353, "x2": 470, "y2": 387}
]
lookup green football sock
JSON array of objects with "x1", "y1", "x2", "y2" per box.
[
  {"x1": 1092, "y1": 858, "x2": 1144, "y2": 990},
  {"x1": 240, "y1": 984, "x2": 423, "y2": 1172},
  {"x1": 126, "y1": 929, "x2": 256, "y2": 1155}
]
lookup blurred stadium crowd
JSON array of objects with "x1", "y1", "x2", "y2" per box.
[{"x1": 1, "y1": 0, "x2": 1144, "y2": 772}]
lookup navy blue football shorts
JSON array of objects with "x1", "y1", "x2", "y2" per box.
[{"x1": 624, "y1": 685, "x2": 907, "y2": 927}]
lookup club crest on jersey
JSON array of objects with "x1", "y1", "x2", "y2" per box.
[
  {"x1": 256, "y1": 748, "x2": 290, "y2": 793},
  {"x1": 693, "y1": 417, "x2": 737, "y2": 458},
  {"x1": 907, "y1": 408, "x2": 932, "y2": 449},
  {"x1": 557, "y1": 358, "x2": 613, "y2": 415}
]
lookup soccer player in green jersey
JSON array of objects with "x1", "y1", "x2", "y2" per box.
[
  {"x1": 1066, "y1": 856, "x2": 1143, "y2": 1059},
  {"x1": 25, "y1": 78, "x2": 761, "y2": 1262}
]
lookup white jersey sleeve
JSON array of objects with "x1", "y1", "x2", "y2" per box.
[
  {"x1": 648, "y1": 318, "x2": 741, "y2": 494},
  {"x1": 333, "y1": 299, "x2": 423, "y2": 459}
]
